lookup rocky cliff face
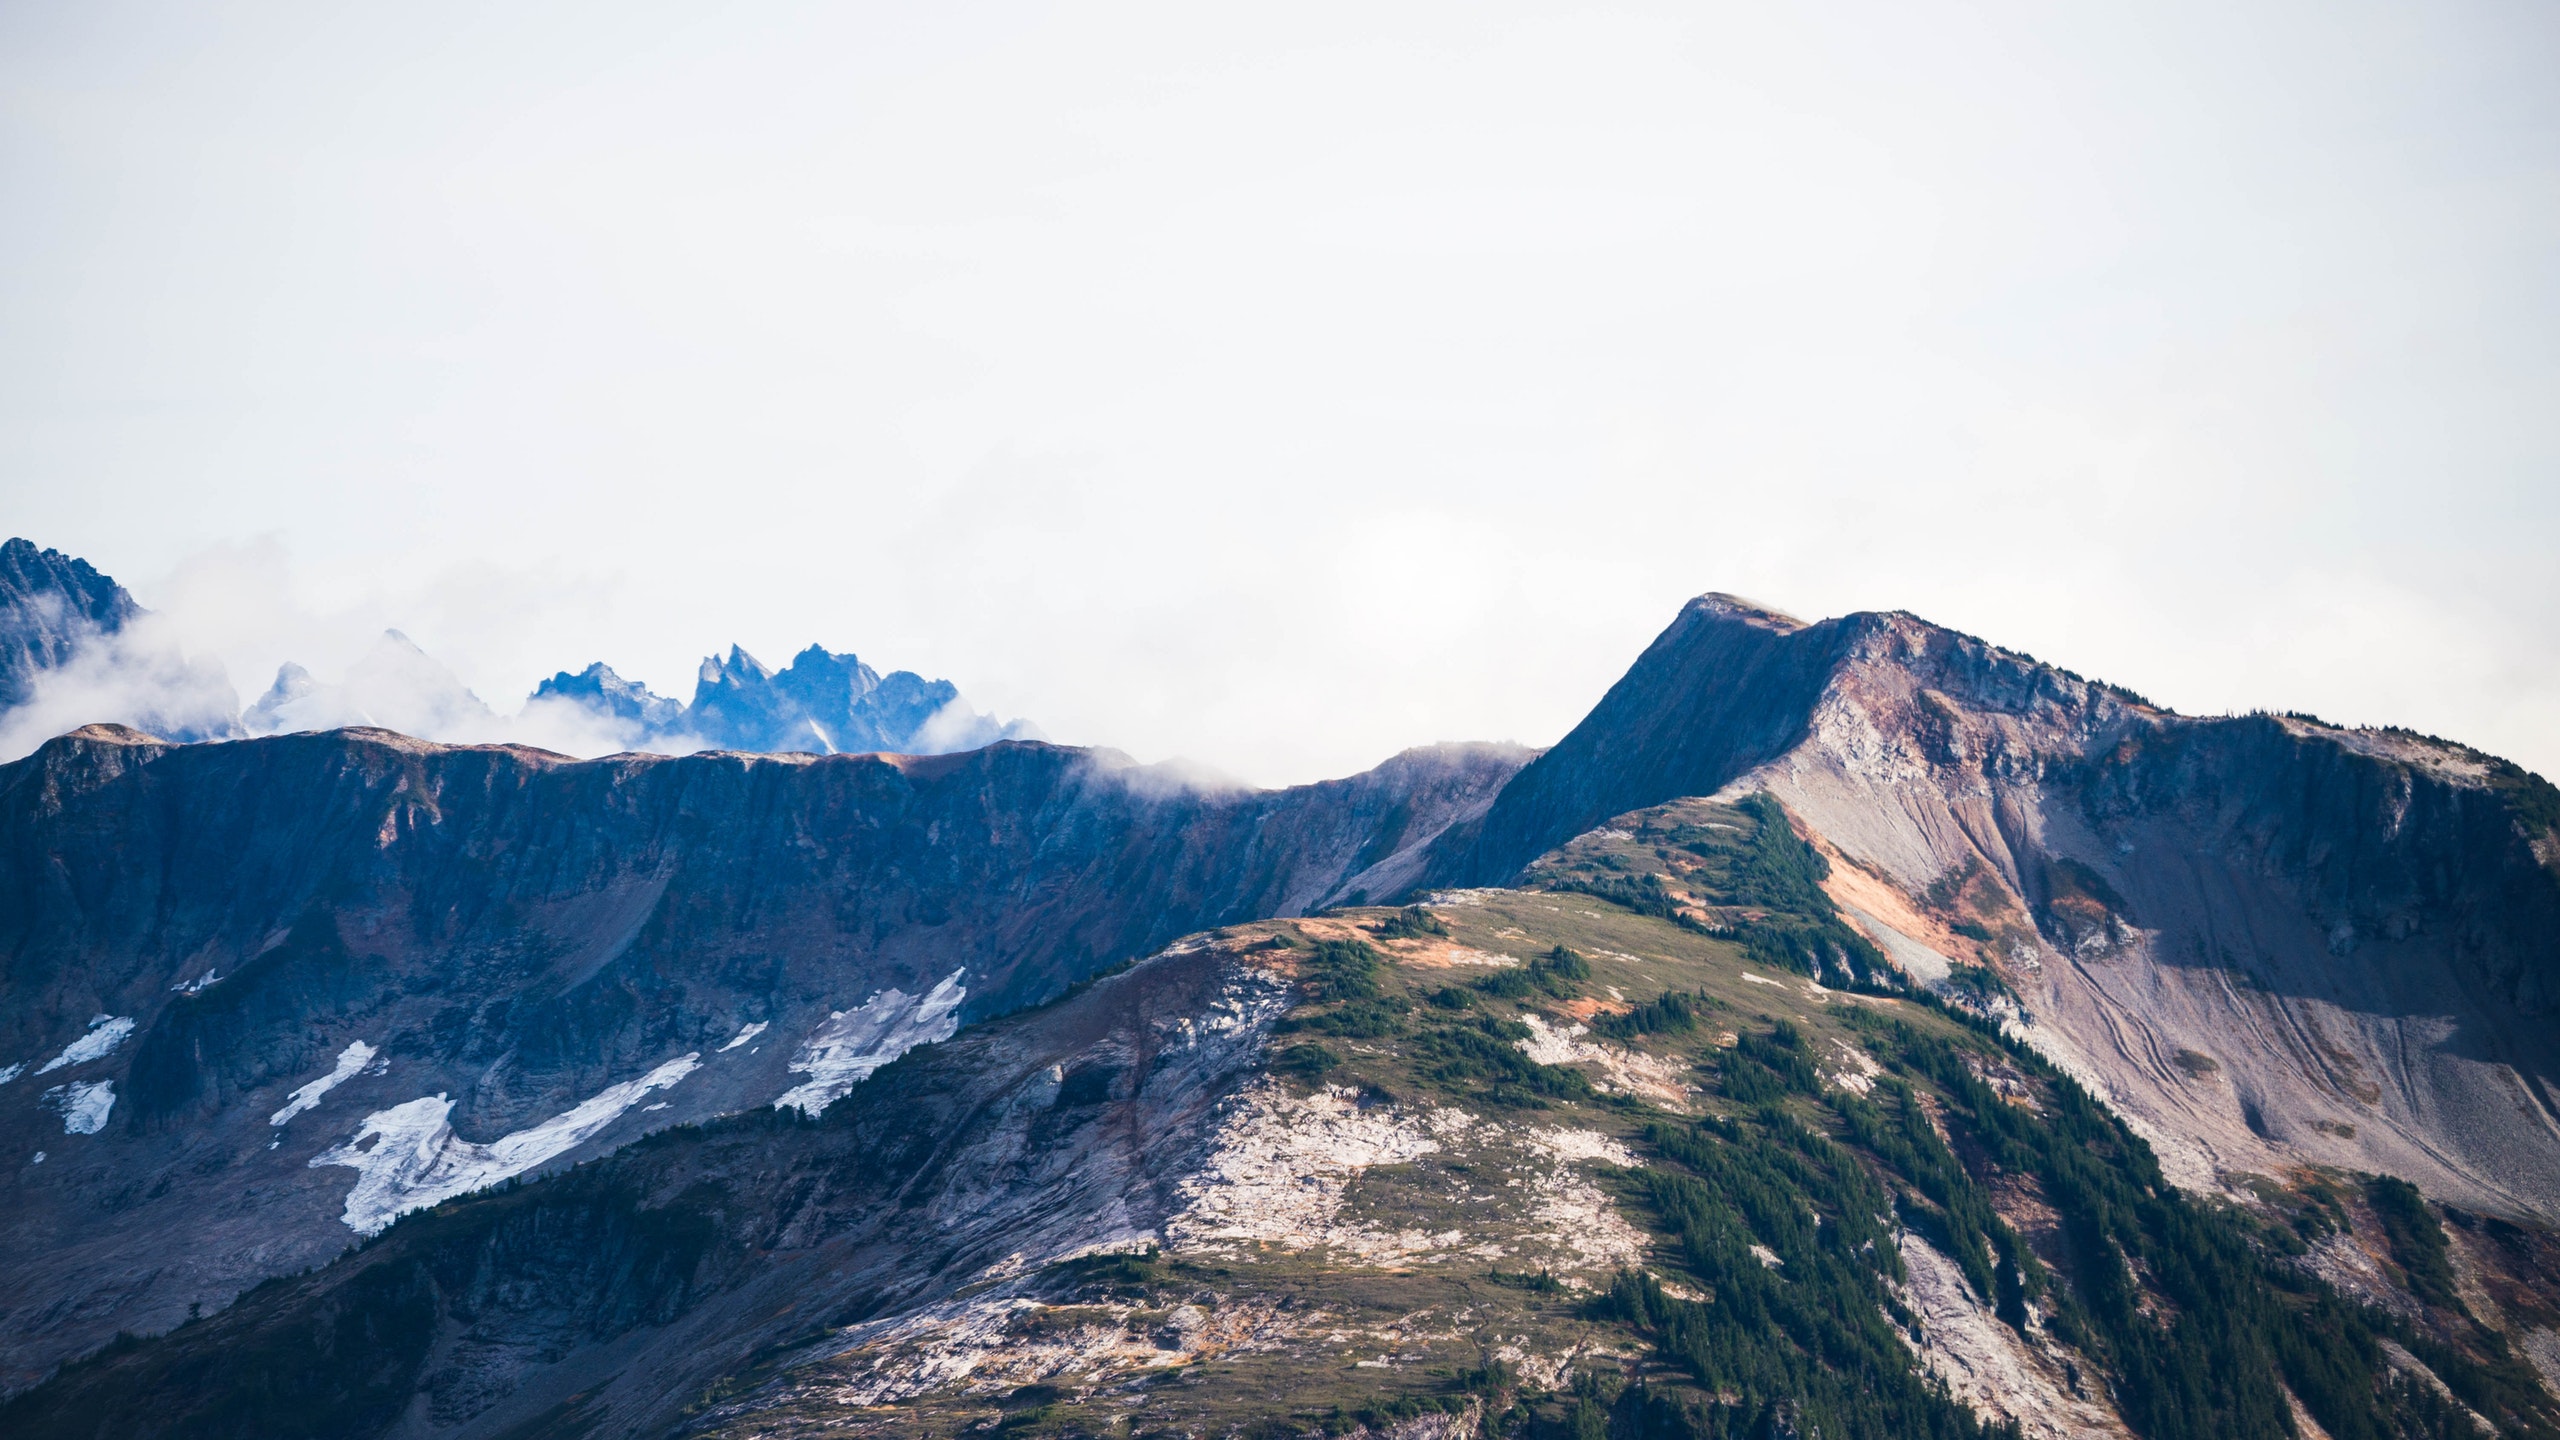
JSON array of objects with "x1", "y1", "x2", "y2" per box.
[
  {"x1": 0, "y1": 539, "x2": 141, "y2": 712},
  {"x1": 1425, "y1": 594, "x2": 2560, "y2": 1223},
  {"x1": 0, "y1": 724, "x2": 1526, "y2": 1388}
]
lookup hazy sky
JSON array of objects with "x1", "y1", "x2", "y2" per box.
[{"x1": 3, "y1": 1, "x2": 2554, "y2": 785}]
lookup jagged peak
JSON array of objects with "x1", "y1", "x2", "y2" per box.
[{"x1": 698, "y1": 645, "x2": 774, "y2": 689}]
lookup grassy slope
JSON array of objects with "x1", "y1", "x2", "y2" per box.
[
  {"x1": 710, "y1": 799, "x2": 2560, "y2": 1439},
  {"x1": 14, "y1": 798, "x2": 2555, "y2": 1440}
]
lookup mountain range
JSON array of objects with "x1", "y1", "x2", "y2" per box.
[
  {"x1": 0, "y1": 537, "x2": 1034, "y2": 761},
  {"x1": 2, "y1": 541, "x2": 2558, "y2": 1440}
]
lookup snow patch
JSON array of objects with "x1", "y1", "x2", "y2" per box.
[
  {"x1": 270, "y1": 1041, "x2": 377, "y2": 1126},
  {"x1": 36, "y1": 1016, "x2": 134, "y2": 1074},
  {"x1": 44, "y1": 1079, "x2": 115, "y2": 1134},
  {"x1": 719, "y1": 1021, "x2": 768, "y2": 1052},
  {"x1": 314, "y1": 1053, "x2": 701, "y2": 1234},
  {"x1": 0, "y1": 1063, "x2": 21, "y2": 1086},
  {"x1": 774, "y1": 971, "x2": 967, "y2": 1115}
]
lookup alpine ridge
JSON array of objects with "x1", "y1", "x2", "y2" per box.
[
  {"x1": 4, "y1": 579, "x2": 2560, "y2": 1440},
  {"x1": 1420, "y1": 593, "x2": 2560, "y2": 1222},
  {"x1": 0, "y1": 723, "x2": 1526, "y2": 1386}
]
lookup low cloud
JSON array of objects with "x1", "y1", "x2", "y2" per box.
[
  {"x1": 0, "y1": 610, "x2": 240, "y2": 761},
  {"x1": 0, "y1": 543, "x2": 1031, "y2": 766}
]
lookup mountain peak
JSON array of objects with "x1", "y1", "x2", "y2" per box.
[
  {"x1": 529, "y1": 662, "x2": 685, "y2": 733},
  {"x1": 244, "y1": 632, "x2": 494, "y2": 739},
  {"x1": 1688, "y1": 590, "x2": 1808, "y2": 631},
  {"x1": 0, "y1": 536, "x2": 148, "y2": 710}
]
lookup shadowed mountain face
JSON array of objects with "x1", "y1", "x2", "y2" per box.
[
  {"x1": 0, "y1": 539, "x2": 141, "y2": 711},
  {"x1": 1424, "y1": 593, "x2": 2560, "y2": 1221},
  {"x1": 0, "y1": 725, "x2": 1526, "y2": 1388},
  {"x1": 0, "y1": 941, "x2": 1282, "y2": 1440},
  {"x1": 0, "y1": 539, "x2": 240, "y2": 752}
]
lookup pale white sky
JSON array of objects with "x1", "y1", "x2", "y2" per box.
[{"x1": 3, "y1": 1, "x2": 2555, "y2": 785}]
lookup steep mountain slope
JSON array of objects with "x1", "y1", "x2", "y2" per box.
[
  {"x1": 0, "y1": 538, "x2": 141, "y2": 711},
  {"x1": 0, "y1": 538, "x2": 240, "y2": 754},
  {"x1": 10, "y1": 821, "x2": 2553, "y2": 1440},
  {"x1": 0, "y1": 725, "x2": 1526, "y2": 1388},
  {"x1": 1423, "y1": 594, "x2": 2560, "y2": 1224}
]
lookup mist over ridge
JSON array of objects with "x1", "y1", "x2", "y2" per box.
[{"x1": 0, "y1": 538, "x2": 1034, "y2": 763}]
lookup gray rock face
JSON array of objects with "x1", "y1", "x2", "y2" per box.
[
  {"x1": 1423, "y1": 593, "x2": 2560, "y2": 1219},
  {"x1": 0, "y1": 723, "x2": 1527, "y2": 1389}
]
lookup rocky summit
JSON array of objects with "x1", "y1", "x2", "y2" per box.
[
  {"x1": 534, "y1": 642, "x2": 1041, "y2": 757},
  {"x1": 3, "y1": 574, "x2": 2560, "y2": 1440}
]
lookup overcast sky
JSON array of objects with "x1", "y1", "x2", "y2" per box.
[{"x1": 3, "y1": 1, "x2": 2554, "y2": 785}]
